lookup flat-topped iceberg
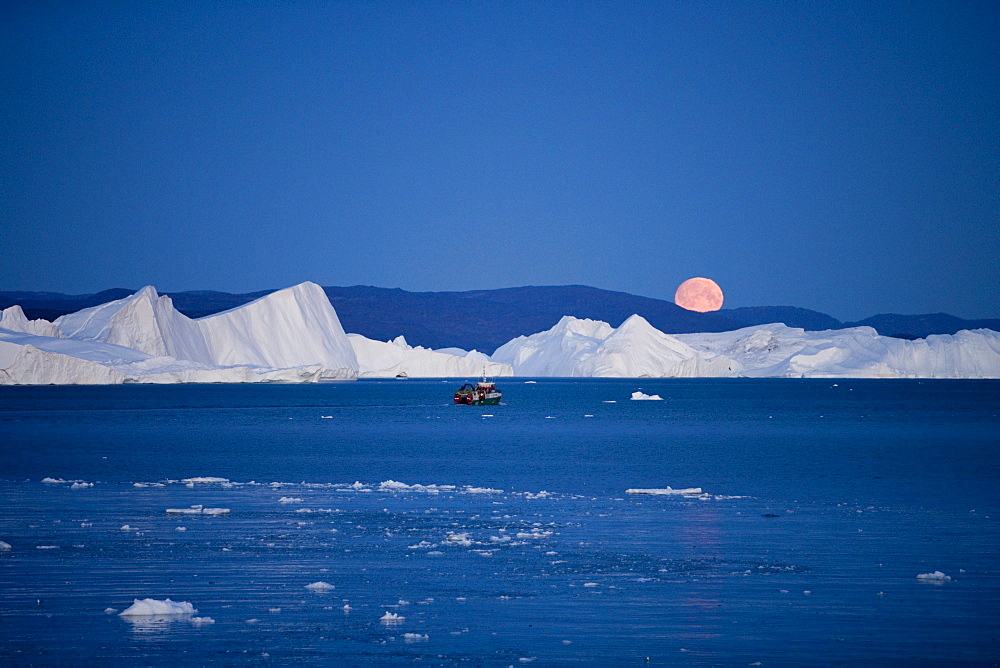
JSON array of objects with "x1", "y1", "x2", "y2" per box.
[
  {"x1": 349, "y1": 334, "x2": 512, "y2": 378},
  {"x1": 119, "y1": 598, "x2": 196, "y2": 616}
]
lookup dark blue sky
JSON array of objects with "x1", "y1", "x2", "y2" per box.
[{"x1": 2, "y1": 1, "x2": 997, "y2": 320}]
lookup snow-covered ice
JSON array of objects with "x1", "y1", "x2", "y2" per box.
[
  {"x1": 305, "y1": 581, "x2": 335, "y2": 591},
  {"x1": 631, "y1": 391, "x2": 662, "y2": 401},
  {"x1": 916, "y1": 571, "x2": 952, "y2": 581},
  {"x1": 119, "y1": 598, "x2": 197, "y2": 616}
]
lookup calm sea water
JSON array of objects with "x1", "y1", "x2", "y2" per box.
[{"x1": 1, "y1": 379, "x2": 998, "y2": 665}]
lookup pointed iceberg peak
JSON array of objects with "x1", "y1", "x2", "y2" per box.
[{"x1": 0, "y1": 305, "x2": 63, "y2": 338}]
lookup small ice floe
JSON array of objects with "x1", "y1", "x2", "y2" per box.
[
  {"x1": 320, "y1": 415, "x2": 333, "y2": 419},
  {"x1": 341, "y1": 604, "x2": 352, "y2": 612},
  {"x1": 917, "y1": 570, "x2": 952, "y2": 582},
  {"x1": 36, "y1": 545, "x2": 59, "y2": 549},
  {"x1": 181, "y1": 477, "x2": 229, "y2": 484},
  {"x1": 175, "y1": 527, "x2": 186, "y2": 532},
  {"x1": 268, "y1": 607, "x2": 281, "y2": 614},
  {"x1": 119, "y1": 598, "x2": 197, "y2": 617},
  {"x1": 278, "y1": 497, "x2": 303, "y2": 504},
  {"x1": 583, "y1": 582, "x2": 599, "y2": 587},
  {"x1": 190, "y1": 616, "x2": 215, "y2": 625},
  {"x1": 71, "y1": 482, "x2": 94, "y2": 490},
  {"x1": 626, "y1": 487, "x2": 703, "y2": 496},
  {"x1": 120, "y1": 524, "x2": 133, "y2": 531},
  {"x1": 0, "y1": 540, "x2": 11, "y2": 551},
  {"x1": 104, "y1": 607, "x2": 118, "y2": 614},
  {"x1": 524, "y1": 381, "x2": 537, "y2": 383},
  {"x1": 631, "y1": 391, "x2": 663, "y2": 401},
  {"x1": 602, "y1": 400, "x2": 616, "y2": 403},
  {"x1": 446, "y1": 533, "x2": 473, "y2": 546},
  {"x1": 305, "y1": 581, "x2": 335, "y2": 592},
  {"x1": 464, "y1": 486, "x2": 502, "y2": 494},
  {"x1": 42, "y1": 477, "x2": 67, "y2": 484},
  {"x1": 165, "y1": 506, "x2": 230, "y2": 515},
  {"x1": 403, "y1": 633, "x2": 428, "y2": 642},
  {"x1": 380, "y1": 612, "x2": 405, "y2": 625}
]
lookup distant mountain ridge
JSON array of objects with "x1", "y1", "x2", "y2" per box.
[{"x1": 2, "y1": 285, "x2": 997, "y2": 353}]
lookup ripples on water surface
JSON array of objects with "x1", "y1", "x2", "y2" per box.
[{"x1": 1, "y1": 379, "x2": 998, "y2": 664}]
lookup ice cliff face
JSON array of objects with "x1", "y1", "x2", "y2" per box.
[
  {"x1": 348, "y1": 334, "x2": 513, "y2": 378},
  {"x1": 492, "y1": 317, "x2": 1000, "y2": 379},
  {"x1": 51, "y1": 281, "x2": 358, "y2": 380},
  {"x1": 1, "y1": 282, "x2": 358, "y2": 384}
]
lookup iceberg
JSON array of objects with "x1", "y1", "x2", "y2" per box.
[
  {"x1": 349, "y1": 334, "x2": 512, "y2": 378},
  {"x1": 491, "y1": 316, "x2": 1000, "y2": 379},
  {"x1": 0, "y1": 282, "x2": 358, "y2": 384},
  {"x1": 492, "y1": 315, "x2": 736, "y2": 377}
]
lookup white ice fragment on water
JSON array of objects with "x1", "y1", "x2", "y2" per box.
[
  {"x1": 321, "y1": 415, "x2": 333, "y2": 418},
  {"x1": 104, "y1": 607, "x2": 118, "y2": 614},
  {"x1": 42, "y1": 477, "x2": 67, "y2": 484},
  {"x1": 278, "y1": 496, "x2": 303, "y2": 504},
  {"x1": 71, "y1": 482, "x2": 94, "y2": 489},
  {"x1": 403, "y1": 633, "x2": 428, "y2": 642},
  {"x1": 36, "y1": 545, "x2": 59, "y2": 549},
  {"x1": 181, "y1": 477, "x2": 229, "y2": 483},
  {"x1": 631, "y1": 391, "x2": 663, "y2": 401},
  {"x1": 305, "y1": 581, "x2": 335, "y2": 591},
  {"x1": 380, "y1": 612, "x2": 405, "y2": 624},
  {"x1": 190, "y1": 616, "x2": 215, "y2": 624},
  {"x1": 119, "y1": 598, "x2": 197, "y2": 616},
  {"x1": 0, "y1": 540, "x2": 11, "y2": 550},
  {"x1": 602, "y1": 400, "x2": 616, "y2": 403},
  {"x1": 165, "y1": 506, "x2": 229, "y2": 515},
  {"x1": 175, "y1": 527, "x2": 186, "y2": 532},
  {"x1": 464, "y1": 486, "x2": 502, "y2": 494},
  {"x1": 341, "y1": 604, "x2": 352, "y2": 612},
  {"x1": 626, "y1": 487, "x2": 703, "y2": 496},
  {"x1": 917, "y1": 570, "x2": 952, "y2": 581}
]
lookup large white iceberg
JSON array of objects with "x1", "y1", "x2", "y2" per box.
[
  {"x1": 1, "y1": 282, "x2": 358, "y2": 384},
  {"x1": 349, "y1": 334, "x2": 512, "y2": 378},
  {"x1": 492, "y1": 316, "x2": 1000, "y2": 379},
  {"x1": 491, "y1": 315, "x2": 736, "y2": 377}
]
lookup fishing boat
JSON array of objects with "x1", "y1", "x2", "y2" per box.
[{"x1": 454, "y1": 372, "x2": 502, "y2": 405}]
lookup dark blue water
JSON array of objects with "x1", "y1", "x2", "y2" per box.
[{"x1": 1, "y1": 379, "x2": 998, "y2": 664}]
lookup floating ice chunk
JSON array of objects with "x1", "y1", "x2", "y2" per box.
[
  {"x1": 583, "y1": 582, "x2": 599, "y2": 587},
  {"x1": 104, "y1": 607, "x2": 118, "y2": 614},
  {"x1": 119, "y1": 598, "x2": 197, "y2": 616},
  {"x1": 36, "y1": 545, "x2": 59, "y2": 549},
  {"x1": 341, "y1": 604, "x2": 352, "y2": 612},
  {"x1": 0, "y1": 540, "x2": 11, "y2": 550},
  {"x1": 626, "y1": 487, "x2": 703, "y2": 496},
  {"x1": 631, "y1": 391, "x2": 663, "y2": 401},
  {"x1": 166, "y1": 505, "x2": 203, "y2": 514},
  {"x1": 190, "y1": 616, "x2": 215, "y2": 624},
  {"x1": 165, "y1": 505, "x2": 229, "y2": 515},
  {"x1": 278, "y1": 496, "x2": 303, "y2": 504},
  {"x1": 120, "y1": 524, "x2": 133, "y2": 531},
  {"x1": 182, "y1": 477, "x2": 229, "y2": 483},
  {"x1": 320, "y1": 415, "x2": 333, "y2": 419},
  {"x1": 917, "y1": 570, "x2": 952, "y2": 581},
  {"x1": 71, "y1": 482, "x2": 94, "y2": 489},
  {"x1": 464, "y1": 486, "x2": 502, "y2": 494},
  {"x1": 42, "y1": 477, "x2": 67, "y2": 484},
  {"x1": 305, "y1": 581, "x2": 335, "y2": 591},
  {"x1": 380, "y1": 612, "x2": 405, "y2": 624},
  {"x1": 524, "y1": 380, "x2": 536, "y2": 383},
  {"x1": 175, "y1": 527, "x2": 186, "y2": 532},
  {"x1": 403, "y1": 633, "x2": 428, "y2": 642}
]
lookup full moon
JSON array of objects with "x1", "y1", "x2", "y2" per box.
[{"x1": 674, "y1": 277, "x2": 724, "y2": 312}]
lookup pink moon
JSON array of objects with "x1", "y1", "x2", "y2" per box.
[{"x1": 674, "y1": 277, "x2": 724, "y2": 312}]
